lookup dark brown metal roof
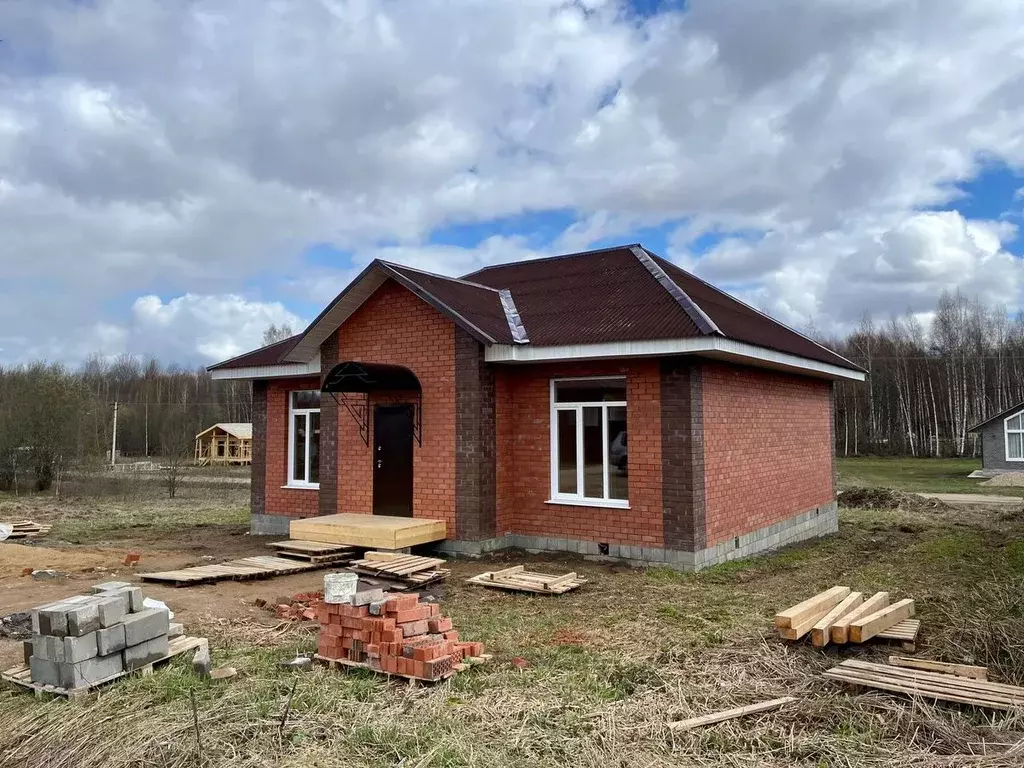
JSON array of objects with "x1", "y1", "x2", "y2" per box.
[
  {"x1": 463, "y1": 245, "x2": 703, "y2": 345},
  {"x1": 210, "y1": 243, "x2": 862, "y2": 375},
  {"x1": 208, "y1": 334, "x2": 301, "y2": 370}
]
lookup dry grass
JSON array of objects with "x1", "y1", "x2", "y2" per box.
[{"x1": 3, "y1": 501, "x2": 1024, "y2": 766}]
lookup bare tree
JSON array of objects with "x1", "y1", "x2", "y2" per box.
[
  {"x1": 161, "y1": 413, "x2": 193, "y2": 499},
  {"x1": 263, "y1": 324, "x2": 294, "y2": 346}
]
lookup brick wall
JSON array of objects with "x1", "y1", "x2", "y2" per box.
[
  {"x1": 265, "y1": 375, "x2": 322, "y2": 519},
  {"x1": 250, "y1": 380, "x2": 268, "y2": 518},
  {"x1": 334, "y1": 279, "x2": 458, "y2": 533},
  {"x1": 701, "y1": 362, "x2": 834, "y2": 546},
  {"x1": 494, "y1": 359, "x2": 664, "y2": 547},
  {"x1": 454, "y1": 328, "x2": 497, "y2": 541},
  {"x1": 319, "y1": 329, "x2": 341, "y2": 516},
  {"x1": 660, "y1": 359, "x2": 705, "y2": 550}
]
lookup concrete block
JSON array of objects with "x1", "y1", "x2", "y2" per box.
[
  {"x1": 368, "y1": 601, "x2": 386, "y2": 616},
  {"x1": 60, "y1": 652, "x2": 124, "y2": 689},
  {"x1": 351, "y1": 589, "x2": 385, "y2": 606},
  {"x1": 122, "y1": 608, "x2": 170, "y2": 646},
  {"x1": 96, "y1": 624, "x2": 126, "y2": 655},
  {"x1": 168, "y1": 622, "x2": 184, "y2": 639},
  {"x1": 30, "y1": 655, "x2": 61, "y2": 687},
  {"x1": 66, "y1": 603, "x2": 101, "y2": 637},
  {"x1": 124, "y1": 635, "x2": 169, "y2": 672},
  {"x1": 36, "y1": 605, "x2": 69, "y2": 638},
  {"x1": 107, "y1": 586, "x2": 144, "y2": 613},
  {"x1": 62, "y1": 631, "x2": 99, "y2": 663},
  {"x1": 192, "y1": 644, "x2": 211, "y2": 678},
  {"x1": 96, "y1": 595, "x2": 127, "y2": 628},
  {"x1": 22, "y1": 640, "x2": 33, "y2": 665},
  {"x1": 91, "y1": 581, "x2": 132, "y2": 594},
  {"x1": 32, "y1": 634, "x2": 65, "y2": 662}
]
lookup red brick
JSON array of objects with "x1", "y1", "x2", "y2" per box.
[
  {"x1": 428, "y1": 617, "x2": 453, "y2": 633},
  {"x1": 401, "y1": 620, "x2": 429, "y2": 637}
]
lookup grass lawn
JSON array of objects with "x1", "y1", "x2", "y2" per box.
[
  {"x1": 3, "y1": 493, "x2": 1024, "y2": 766},
  {"x1": 837, "y1": 456, "x2": 1024, "y2": 496}
]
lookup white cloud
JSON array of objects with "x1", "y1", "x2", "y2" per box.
[{"x1": 1, "y1": 0, "x2": 1024, "y2": 362}]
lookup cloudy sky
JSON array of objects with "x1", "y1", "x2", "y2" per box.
[{"x1": 2, "y1": 0, "x2": 1023, "y2": 366}]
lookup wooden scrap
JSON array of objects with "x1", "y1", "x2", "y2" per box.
[
  {"x1": 467, "y1": 567, "x2": 586, "y2": 595},
  {"x1": 668, "y1": 696, "x2": 797, "y2": 731},
  {"x1": 774, "y1": 586, "x2": 851, "y2": 630},
  {"x1": 876, "y1": 619, "x2": 921, "y2": 651},
  {"x1": 888, "y1": 656, "x2": 987, "y2": 681},
  {"x1": 824, "y1": 659, "x2": 1024, "y2": 711},
  {"x1": 830, "y1": 591, "x2": 889, "y2": 644},
  {"x1": 849, "y1": 599, "x2": 915, "y2": 643},
  {"x1": 210, "y1": 666, "x2": 237, "y2": 681},
  {"x1": 810, "y1": 592, "x2": 864, "y2": 647}
]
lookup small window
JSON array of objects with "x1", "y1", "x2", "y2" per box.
[
  {"x1": 1006, "y1": 412, "x2": 1024, "y2": 461},
  {"x1": 289, "y1": 390, "x2": 321, "y2": 486},
  {"x1": 551, "y1": 378, "x2": 628, "y2": 506}
]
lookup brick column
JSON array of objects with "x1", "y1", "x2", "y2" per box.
[
  {"x1": 250, "y1": 380, "x2": 268, "y2": 519},
  {"x1": 454, "y1": 328, "x2": 496, "y2": 540},
  {"x1": 319, "y1": 330, "x2": 340, "y2": 517},
  {"x1": 660, "y1": 359, "x2": 706, "y2": 551}
]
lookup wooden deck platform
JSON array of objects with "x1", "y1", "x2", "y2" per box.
[
  {"x1": 139, "y1": 553, "x2": 352, "y2": 587},
  {"x1": 289, "y1": 514, "x2": 446, "y2": 549}
]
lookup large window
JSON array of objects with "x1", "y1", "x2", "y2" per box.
[
  {"x1": 550, "y1": 377, "x2": 628, "y2": 507},
  {"x1": 1007, "y1": 412, "x2": 1024, "y2": 461},
  {"x1": 288, "y1": 390, "x2": 321, "y2": 486}
]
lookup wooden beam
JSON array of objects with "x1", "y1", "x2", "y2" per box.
[
  {"x1": 810, "y1": 592, "x2": 864, "y2": 647},
  {"x1": 830, "y1": 591, "x2": 889, "y2": 644},
  {"x1": 888, "y1": 656, "x2": 987, "y2": 681},
  {"x1": 774, "y1": 586, "x2": 851, "y2": 630},
  {"x1": 668, "y1": 697, "x2": 797, "y2": 731},
  {"x1": 849, "y1": 599, "x2": 915, "y2": 643}
]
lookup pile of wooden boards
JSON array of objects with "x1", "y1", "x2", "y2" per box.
[
  {"x1": 466, "y1": 565, "x2": 587, "y2": 595},
  {"x1": 141, "y1": 552, "x2": 354, "y2": 587},
  {"x1": 775, "y1": 586, "x2": 919, "y2": 650},
  {"x1": 824, "y1": 657, "x2": 1024, "y2": 711},
  {"x1": 0, "y1": 521, "x2": 52, "y2": 541},
  {"x1": 346, "y1": 552, "x2": 449, "y2": 590}
]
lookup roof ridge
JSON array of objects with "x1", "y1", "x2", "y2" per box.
[
  {"x1": 382, "y1": 261, "x2": 503, "y2": 293},
  {"x1": 460, "y1": 242, "x2": 640, "y2": 279},
  {"x1": 630, "y1": 246, "x2": 720, "y2": 336},
  {"x1": 498, "y1": 289, "x2": 530, "y2": 344},
  {"x1": 646, "y1": 249, "x2": 863, "y2": 371}
]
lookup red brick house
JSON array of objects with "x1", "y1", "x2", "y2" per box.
[{"x1": 210, "y1": 245, "x2": 864, "y2": 568}]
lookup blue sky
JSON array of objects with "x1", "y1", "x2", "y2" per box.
[{"x1": 2, "y1": 0, "x2": 1023, "y2": 365}]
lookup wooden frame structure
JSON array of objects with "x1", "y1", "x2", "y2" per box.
[{"x1": 194, "y1": 423, "x2": 252, "y2": 466}]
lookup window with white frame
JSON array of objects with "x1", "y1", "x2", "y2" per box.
[
  {"x1": 550, "y1": 377, "x2": 628, "y2": 506},
  {"x1": 1006, "y1": 412, "x2": 1024, "y2": 461},
  {"x1": 289, "y1": 390, "x2": 321, "y2": 486}
]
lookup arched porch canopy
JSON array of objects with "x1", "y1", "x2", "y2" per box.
[
  {"x1": 321, "y1": 362, "x2": 422, "y2": 446},
  {"x1": 322, "y1": 361, "x2": 421, "y2": 393}
]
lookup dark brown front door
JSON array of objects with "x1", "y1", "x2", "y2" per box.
[{"x1": 372, "y1": 405, "x2": 414, "y2": 516}]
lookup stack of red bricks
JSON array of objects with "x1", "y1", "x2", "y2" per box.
[{"x1": 317, "y1": 591, "x2": 484, "y2": 681}]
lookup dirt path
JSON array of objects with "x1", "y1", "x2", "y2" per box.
[{"x1": 917, "y1": 492, "x2": 1024, "y2": 505}]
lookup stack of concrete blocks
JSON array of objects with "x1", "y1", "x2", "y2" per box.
[{"x1": 28, "y1": 581, "x2": 172, "y2": 691}]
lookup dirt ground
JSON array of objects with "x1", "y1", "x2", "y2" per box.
[{"x1": 3, "y1": 483, "x2": 1024, "y2": 767}]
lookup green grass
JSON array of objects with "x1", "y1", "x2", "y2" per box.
[
  {"x1": 837, "y1": 456, "x2": 1023, "y2": 495},
  {"x1": 4, "y1": 496, "x2": 1024, "y2": 766}
]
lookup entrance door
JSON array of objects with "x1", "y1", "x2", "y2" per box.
[{"x1": 372, "y1": 405, "x2": 414, "y2": 516}]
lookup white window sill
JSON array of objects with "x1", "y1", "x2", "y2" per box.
[
  {"x1": 545, "y1": 498, "x2": 630, "y2": 510},
  {"x1": 281, "y1": 483, "x2": 320, "y2": 490}
]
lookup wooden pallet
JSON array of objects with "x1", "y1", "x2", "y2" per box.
[
  {"x1": 269, "y1": 540, "x2": 356, "y2": 563},
  {"x1": 140, "y1": 555, "x2": 345, "y2": 586},
  {"x1": 347, "y1": 552, "x2": 449, "y2": 588},
  {"x1": 1, "y1": 635, "x2": 207, "y2": 699},
  {"x1": 876, "y1": 619, "x2": 921, "y2": 652},
  {"x1": 314, "y1": 652, "x2": 491, "y2": 684},
  {"x1": 466, "y1": 565, "x2": 587, "y2": 594},
  {"x1": 824, "y1": 658, "x2": 1024, "y2": 711},
  {"x1": 1, "y1": 520, "x2": 53, "y2": 540}
]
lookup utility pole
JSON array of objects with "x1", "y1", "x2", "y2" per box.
[{"x1": 111, "y1": 401, "x2": 118, "y2": 467}]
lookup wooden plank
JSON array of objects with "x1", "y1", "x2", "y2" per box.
[
  {"x1": 668, "y1": 696, "x2": 797, "y2": 731},
  {"x1": 831, "y1": 591, "x2": 889, "y2": 644},
  {"x1": 486, "y1": 565, "x2": 525, "y2": 579},
  {"x1": 289, "y1": 514, "x2": 446, "y2": 549},
  {"x1": 824, "y1": 660, "x2": 1024, "y2": 710},
  {"x1": 466, "y1": 571, "x2": 587, "y2": 594},
  {"x1": 810, "y1": 592, "x2": 864, "y2": 647},
  {"x1": 849, "y1": 599, "x2": 915, "y2": 643},
  {"x1": 271, "y1": 539, "x2": 352, "y2": 555},
  {"x1": 888, "y1": 656, "x2": 987, "y2": 681},
  {"x1": 774, "y1": 587, "x2": 851, "y2": 630}
]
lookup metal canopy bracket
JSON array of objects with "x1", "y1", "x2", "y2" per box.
[{"x1": 322, "y1": 361, "x2": 423, "y2": 447}]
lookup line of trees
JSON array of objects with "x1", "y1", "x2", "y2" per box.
[
  {"x1": 0, "y1": 355, "x2": 252, "y2": 491},
  {"x1": 828, "y1": 291, "x2": 1024, "y2": 457}
]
